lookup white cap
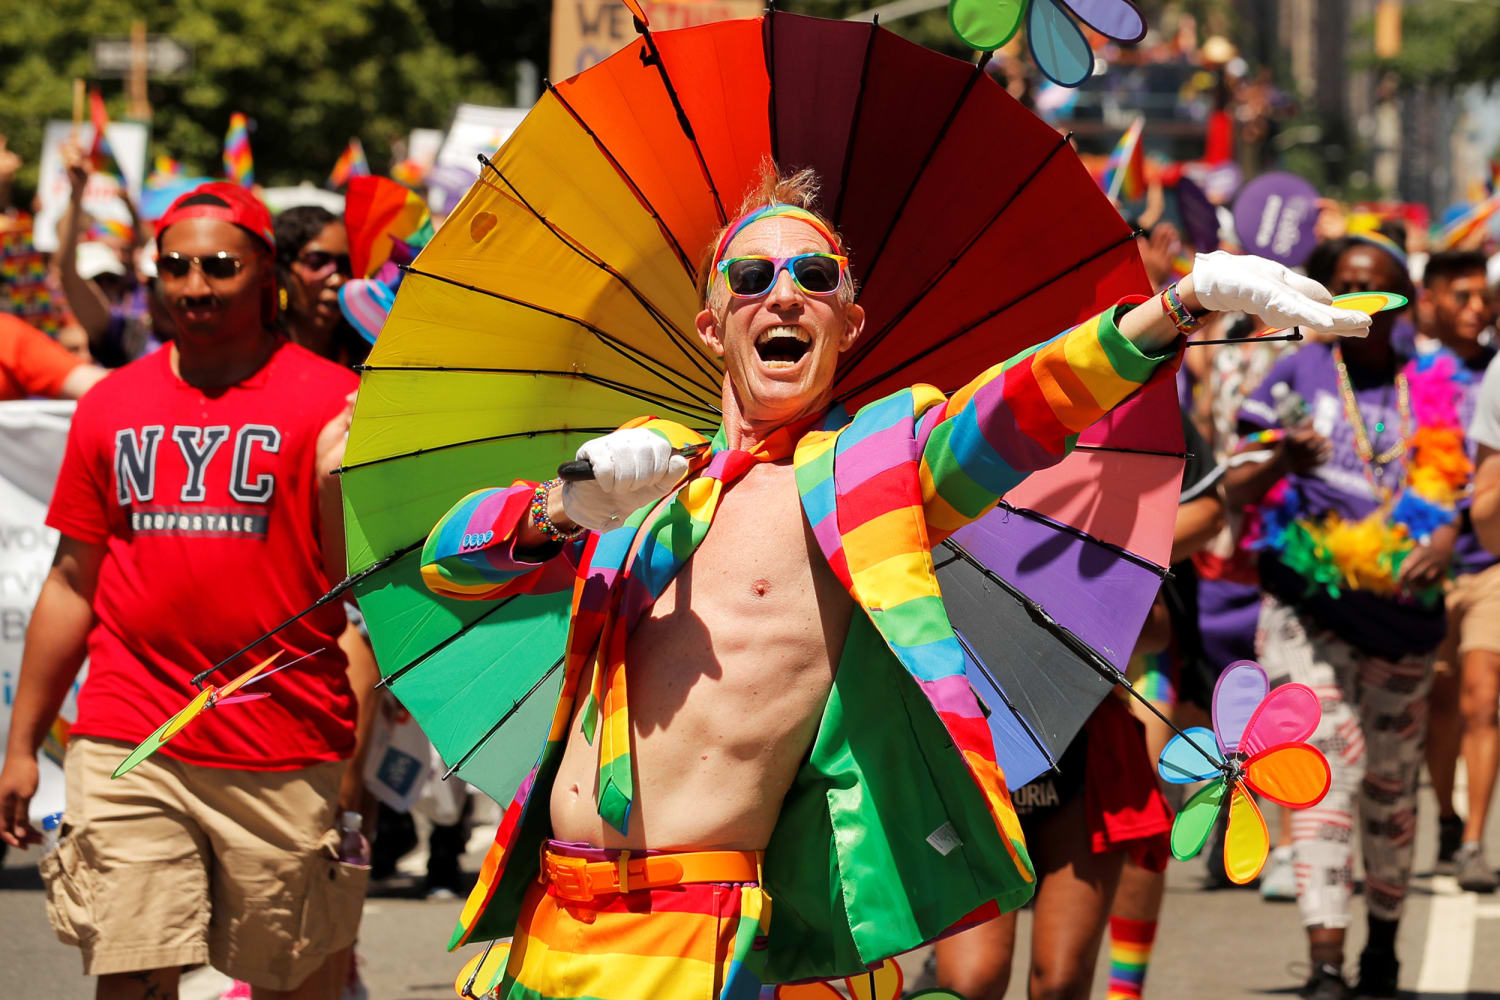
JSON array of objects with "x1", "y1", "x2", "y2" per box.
[
  {"x1": 136, "y1": 245, "x2": 158, "y2": 279},
  {"x1": 76, "y1": 241, "x2": 126, "y2": 281}
]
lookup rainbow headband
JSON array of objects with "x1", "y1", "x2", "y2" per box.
[
  {"x1": 710, "y1": 203, "x2": 843, "y2": 272},
  {"x1": 1347, "y1": 230, "x2": 1409, "y2": 273}
]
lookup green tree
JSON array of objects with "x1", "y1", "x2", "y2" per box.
[
  {"x1": 1373, "y1": 0, "x2": 1500, "y2": 87},
  {"x1": 0, "y1": 0, "x2": 506, "y2": 195}
]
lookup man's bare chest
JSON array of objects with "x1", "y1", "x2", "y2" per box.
[{"x1": 626, "y1": 462, "x2": 847, "y2": 631}]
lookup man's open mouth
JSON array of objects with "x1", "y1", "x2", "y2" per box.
[{"x1": 754, "y1": 325, "x2": 812, "y2": 368}]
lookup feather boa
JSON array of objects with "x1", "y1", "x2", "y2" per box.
[{"x1": 1253, "y1": 355, "x2": 1471, "y2": 603}]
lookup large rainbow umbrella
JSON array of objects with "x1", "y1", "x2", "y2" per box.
[{"x1": 202, "y1": 8, "x2": 1184, "y2": 804}]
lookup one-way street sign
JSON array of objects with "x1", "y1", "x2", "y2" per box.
[{"x1": 90, "y1": 36, "x2": 192, "y2": 78}]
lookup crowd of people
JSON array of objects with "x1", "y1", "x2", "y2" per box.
[{"x1": 0, "y1": 68, "x2": 1497, "y2": 1000}]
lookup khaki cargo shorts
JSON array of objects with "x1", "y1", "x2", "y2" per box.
[
  {"x1": 1436, "y1": 560, "x2": 1500, "y2": 675},
  {"x1": 41, "y1": 736, "x2": 368, "y2": 990}
]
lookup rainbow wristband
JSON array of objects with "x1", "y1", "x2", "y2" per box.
[
  {"x1": 530, "y1": 478, "x2": 585, "y2": 542},
  {"x1": 1160, "y1": 281, "x2": 1203, "y2": 335}
]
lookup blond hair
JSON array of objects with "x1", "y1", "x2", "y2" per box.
[{"x1": 699, "y1": 160, "x2": 855, "y2": 311}]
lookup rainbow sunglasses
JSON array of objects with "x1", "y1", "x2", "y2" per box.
[
  {"x1": 711, "y1": 203, "x2": 847, "y2": 298},
  {"x1": 716, "y1": 252, "x2": 849, "y2": 298}
]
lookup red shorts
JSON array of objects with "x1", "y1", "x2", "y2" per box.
[{"x1": 1083, "y1": 697, "x2": 1174, "y2": 873}]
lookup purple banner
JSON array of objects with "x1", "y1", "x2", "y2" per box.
[
  {"x1": 1175, "y1": 176, "x2": 1220, "y2": 253},
  {"x1": 1233, "y1": 172, "x2": 1321, "y2": 268}
]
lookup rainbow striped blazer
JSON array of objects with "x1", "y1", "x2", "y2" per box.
[{"x1": 422, "y1": 302, "x2": 1176, "y2": 981}]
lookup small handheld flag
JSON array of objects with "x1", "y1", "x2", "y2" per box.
[
  {"x1": 1105, "y1": 118, "x2": 1147, "y2": 202},
  {"x1": 1435, "y1": 194, "x2": 1499, "y2": 251},
  {"x1": 328, "y1": 138, "x2": 371, "y2": 190},
  {"x1": 87, "y1": 90, "x2": 123, "y2": 181},
  {"x1": 222, "y1": 112, "x2": 254, "y2": 188}
]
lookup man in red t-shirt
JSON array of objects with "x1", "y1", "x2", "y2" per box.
[{"x1": 0, "y1": 183, "x2": 370, "y2": 999}]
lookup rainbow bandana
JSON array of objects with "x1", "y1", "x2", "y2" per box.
[{"x1": 710, "y1": 203, "x2": 842, "y2": 275}]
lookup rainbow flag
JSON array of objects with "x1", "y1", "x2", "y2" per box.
[
  {"x1": 1104, "y1": 118, "x2": 1147, "y2": 202},
  {"x1": 222, "y1": 112, "x2": 254, "y2": 187},
  {"x1": 87, "y1": 217, "x2": 135, "y2": 243},
  {"x1": 328, "y1": 138, "x2": 371, "y2": 190},
  {"x1": 390, "y1": 157, "x2": 427, "y2": 187},
  {"x1": 88, "y1": 90, "x2": 123, "y2": 181},
  {"x1": 1435, "y1": 194, "x2": 1500, "y2": 251}
]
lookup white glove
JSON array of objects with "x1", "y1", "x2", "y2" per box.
[
  {"x1": 1190, "y1": 251, "x2": 1371, "y2": 337},
  {"x1": 559, "y1": 428, "x2": 690, "y2": 531}
]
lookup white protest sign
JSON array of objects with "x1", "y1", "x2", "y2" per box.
[
  {"x1": 0, "y1": 401, "x2": 85, "y2": 784},
  {"x1": 436, "y1": 104, "x2": 529, "y2": 172},
  {"x1": 33, "y1": 118, "x2": 149, "y2": 253}
]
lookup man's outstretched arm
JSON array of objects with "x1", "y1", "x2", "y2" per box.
[{"x1": 918, "y1": 252, "x2": 1371, "y2": 538}]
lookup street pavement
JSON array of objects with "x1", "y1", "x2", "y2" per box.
[{"x1": 4, "y1": 777, "x2": 1499, "y2": 999}]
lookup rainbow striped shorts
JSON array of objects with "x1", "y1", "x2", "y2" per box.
[{"x1": 492, "y1": 844, "x2": 770, "y2": 1000}]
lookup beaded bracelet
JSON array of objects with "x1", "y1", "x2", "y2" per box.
[
  {"x1": 1160, "y1": 281, "x2": 1203, "y2": 335},
  {"x1": 530, "y1": 478, "x2": 585, "y2": 542}
]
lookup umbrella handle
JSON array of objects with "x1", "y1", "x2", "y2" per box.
[
  {"x1": 557, "y1": 442, "x2": 709, "y2": 483},
  {"x1": 557, "y1": 459, "x2": 595, "y2": 481}
]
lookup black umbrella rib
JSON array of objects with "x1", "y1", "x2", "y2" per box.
[
  {"x1": 830, "y1": 18, "x2": 881, "y2": 226},
  {"x1": 950, "y1": 626, "x2": 1061, "y2": 774},
  {"x1": 1072, "y1": 443, "x2": 1192, "y2": 460},
  {"x1": 474, "y1": 153, "x2": 724, "y2": 392},
  {"x1": 336, "y1": 427, "x2": 621, "y2": 475},
  {"x1": 547, "y1": 83, "x2": 697, "y2": 283},
  {"x1": 188, "y1": 540, "x2": 425, "y2": 687},
  {"x1": 854, "y1": 52, "x2": 993, "y2": 297},
  {"x1": 635, "y1": 25, "x2": 727, "y2": 225},
  {"x1": 990, "y1": 500, "x2": 1169, "y2": 577},
  {"x1": 354, "y1": 365, "x2": 723, "y2": 422},
  {"x1": 835, "y1": 228, "x2": 1140, "y2": 405},
  {"x1": 939, "y1": 538, "x2": 1226, "y2": 775},
  {"x1": 400, "y1": 264, "x2": 721, "y2": 412},
  {"x1": 763, "y1": 7, "x2": 778, "y2": 164},
  {"x1": 376, "y1": 593, "x2": 523, "y2": 691},
  {"x1": 441, "y1": 655, "x2": 568, "y2": 780},
  {"x1": 838, "y1": 130, "x2": 1074, "y2": 377}
]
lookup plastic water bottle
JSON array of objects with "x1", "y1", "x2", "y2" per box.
[
  {"x1": 36, "y1": 811, "x2": 63, "y2": 856},
  {"x1": 338, "y1": 810, "x2": 371, "y2": 867},
  {"x1": 1271, "y1": 382, "x2": 1309, "y2": 428}
]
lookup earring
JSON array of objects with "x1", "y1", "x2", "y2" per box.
[{"x1": 279, "y1": 287, "x2": 288, "y2": 310}]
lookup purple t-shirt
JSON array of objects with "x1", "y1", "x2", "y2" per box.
[{"x1": 1238, "y1": 342, "x2": 1447, "y2": 658}]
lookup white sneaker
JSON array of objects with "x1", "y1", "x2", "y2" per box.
[{"x1": 1261, "y1": 845, "x2": 1297, "y2": 901}]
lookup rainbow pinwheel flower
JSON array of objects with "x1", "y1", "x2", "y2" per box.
[
  {"x1": 948, "y1": 0, "x2": 1148, "y2": 87},
  {"x1": 1157, "y1": 660, "x2": 1331, "y2": 884}
]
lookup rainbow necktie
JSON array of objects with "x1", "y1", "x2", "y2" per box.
[{"x1": 579, "y1": 419, "x2": 809, "y2": 833}]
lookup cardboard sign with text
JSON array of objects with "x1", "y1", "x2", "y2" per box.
[
  {"x1": 550, "y1": 0, "x2": 763, "y2": 82},
  {"x1": 33, "y1": 119, "x2": 148, "y2": 253}
]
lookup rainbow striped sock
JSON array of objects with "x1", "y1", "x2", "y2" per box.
[{"x1": 1107, "y1": 916, "x2": 1157, "y2": 999}]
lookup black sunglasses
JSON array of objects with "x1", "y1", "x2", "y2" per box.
[{"x1": 159, "y1": 251, "x2": 244, "y2": 280}]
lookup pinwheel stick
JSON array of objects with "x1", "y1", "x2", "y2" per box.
[
  {"x1": 557, "y1": 442, "x2": 710, "y2": 482},
  {"x1": 1185, "y1": 328, "x2": 1305, "y2": 347}
]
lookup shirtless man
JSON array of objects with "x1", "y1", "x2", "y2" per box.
[{"x1": 421, "y1": 167, "x2": 1371, "y2": 999}]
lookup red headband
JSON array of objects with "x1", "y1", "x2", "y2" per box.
[{"x1": 155, "y1": 182, "x2": 274, "y2": 251}]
